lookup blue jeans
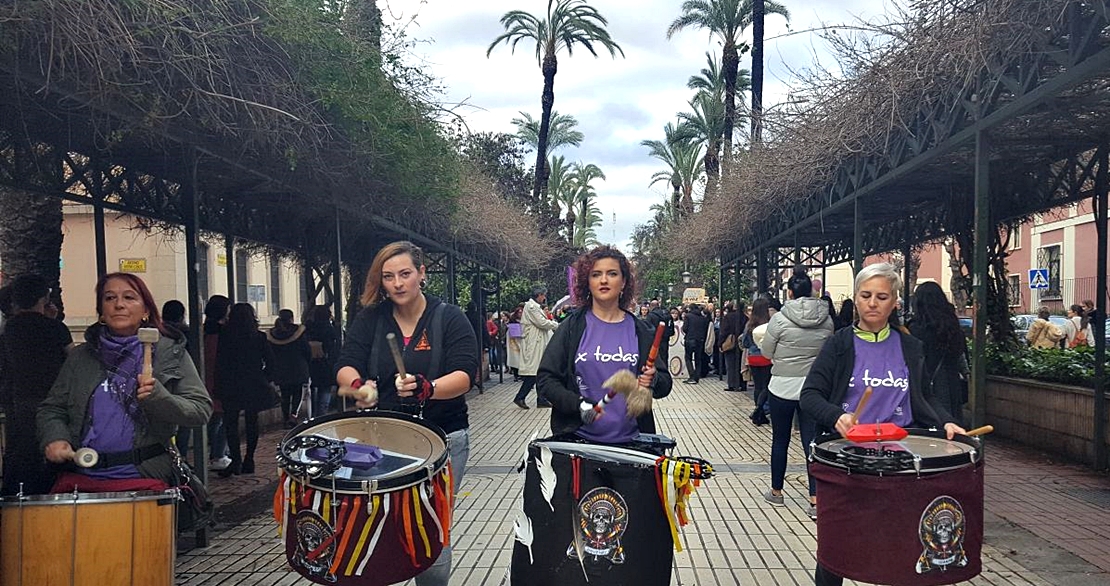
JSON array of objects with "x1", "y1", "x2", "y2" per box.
[
  {"x1": 415, "y1": 427, "x2": 469, "y2": 586},
  {"x1": 175, "y1": 415, "x2": 227, "y2": 463},
  {"x1": 768, "y1": 393, "x2": 816, "y2": 496}
]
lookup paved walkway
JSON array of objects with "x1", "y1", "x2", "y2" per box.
[{"x1": 177, "y1": 377, "x2": 1110, "y2": 585}]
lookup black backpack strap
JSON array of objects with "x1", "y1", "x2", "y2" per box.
[{"x1": 426, "y1": 303, "x2": 447, "y2": 380}]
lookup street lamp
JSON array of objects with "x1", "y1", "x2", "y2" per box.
[{"x1": 681, "y1": 270, "x2": 692, "y2": 285}]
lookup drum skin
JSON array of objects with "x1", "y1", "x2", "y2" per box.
[
  {"x1": 276, "y1": 411, "x2": 452, "y2": 586},
  {"x1": 0, "y1": 491, "x2": 177, "y2": 586},
  {"x1": 511, "y1": 441, "x2": 674, "y2": 586},
  {"x1": 811, "y1": 434, "x2": 984, "y2": 586}
]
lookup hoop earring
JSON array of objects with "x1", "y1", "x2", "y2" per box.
[
  {"x1": 419, "y1": 278, "x2": 427, "y2": 289},
  {"x1": 98, "y1": 315, "x2": 107, "y2": 325}
]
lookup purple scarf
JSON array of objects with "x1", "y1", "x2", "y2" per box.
[{"x1": 81, "y1": 331, "x2": 149, "y2": 479}]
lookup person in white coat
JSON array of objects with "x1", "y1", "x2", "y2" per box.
[{"x1": 513, "y1": 285, "x2": 559, "y2": 408}]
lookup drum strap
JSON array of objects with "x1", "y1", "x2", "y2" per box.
[
  {"x1": 368, "y1": 303, "x2": 447, "y2": 383},
  {"x1": 91, "y1": 443, "x2": 166, "y2": 469}
]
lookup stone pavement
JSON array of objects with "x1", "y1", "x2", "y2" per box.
[{"x1": 176, "y1": 377, "x2": 1110, "y2": 585}]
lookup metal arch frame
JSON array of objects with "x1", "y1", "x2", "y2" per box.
[{"x1": 721, "y1": 3, "x2": 1110, "y2": 266}]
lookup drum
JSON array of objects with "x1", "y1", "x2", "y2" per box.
[
  {"x1": 0, "y1": 490, "x2": 177, "y2": 586},
  {"x1": 275, "y1": 411, "x2": 452, "y2": 586},
  {"x1": 809, "y1": 428, "x2": 985, "y2": 586},
  {"x1": 511, "y1": 439, "x2": 711, "y2": 586}
]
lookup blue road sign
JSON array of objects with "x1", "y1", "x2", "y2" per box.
[{"x1": 1028, "y1": 268, "x2": 1049, "y2": 290}]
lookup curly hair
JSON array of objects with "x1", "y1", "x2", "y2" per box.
[
  {"x1": 910, "y1": 281, "x2": 964, "y2": 358},
  {"x1": 571, "y1": 245, "x2": 637, "y2": 311}
]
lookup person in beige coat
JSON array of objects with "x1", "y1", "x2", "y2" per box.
[
  {"x1": 1027, "y1": 306, "x2": 1064, "y2": 349},
  {"x1": 513, "y1": 285, "x2": 559, "y2": 408}
]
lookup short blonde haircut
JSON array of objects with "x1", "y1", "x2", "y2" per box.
[{"x1": 854, "y1": 263, "x2": 902, "y2": 297}]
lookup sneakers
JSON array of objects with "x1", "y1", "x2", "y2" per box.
[
  {"x1": 807, "y1": 504, "x2": 818, "y2": 520},
  {"x1": 763, "y1": 490, "x2": 785, "y2": 506},
  {"x1": 514, "y1": 399, "x2": 529, "y2": 410},
  {"x1": 208, "y1": 456, "x2": 232, "y2": 471}
]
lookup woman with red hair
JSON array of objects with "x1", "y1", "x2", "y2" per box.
[
  {"x1": 38, "y1": 272, "x2": 211, "y2": 490},
  {"x1": 537, "y1": 245, "x2": 672, "y2": 442}
]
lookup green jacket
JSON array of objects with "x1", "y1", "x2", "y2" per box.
[{"x1": 37, "y1": 328, "x2": 212, "y2": 485}]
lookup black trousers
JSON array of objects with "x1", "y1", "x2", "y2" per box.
[
  {"x1": 684, "y1": 343, "x2": 704, "y2": 381},
  {"x1": 814, "y1": 563, "x2": 843, "y2": 586},
  {"x1": 224, "y1": 407, "x2": 259, "y2": 464},
  {"x1": 514, "y1": 375, "x2": 537, "y2": 402}
]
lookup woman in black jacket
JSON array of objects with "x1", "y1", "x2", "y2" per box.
[
  {"x1": 537, "y1": 245, "x2": 671, "y2": 442},
  {"x1": 267, "y1": 308, "x2": 311, "y2": 426},
  {"x1": 335, "y1": 240, "x2": 478, "y2": 586},
  {"x1": 907, "y1": 281, "x2": 969, "y2": 427},
  {"x1": 799, "y1": 263, "x2": 966, "y2": 586},
  {"x1": 305, "y1": 305, "x2": 338, "y2": 415},
  {"x1": 215, "y1": 303, "x2": 275, "y2": 477}
]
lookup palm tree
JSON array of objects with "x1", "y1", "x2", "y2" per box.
[
  {"x1": 677, "y1": 92, "x2": 728, "y2": 204},
  {"x1": 546, "y1": 154, "x2": 574, "y2": 215},
  {"x1": 750, "y1": 0, "x2": 790, "y2": 143},
  {"x1": 573, "y1": 197, "x2": 603, "y2": 248},
  {"x1": 642, "y1": 122, "x2": 704, "y2": 213},
  {"x1": 488, "y1": 0, "x2": 623, "y2": 202},
  {"x1": 0, "y1": 186, "x2": 65, "y2": 311},
  {"x1": 667, "y1": 0, "x2": 789, "y2": 154},
  {"x1": 686, "y1": 51, "x2": 750, "y2": 104},
  {"x1": 557, "y1": 162, "x2": 606, "y2": 246},
  {"x1": 511, "y1": 110, "x2": 584, "y2": 157}
]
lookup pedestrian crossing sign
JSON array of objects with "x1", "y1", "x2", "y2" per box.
[{"x1": 1028, "y1": 268, "x2": 1050, "y2": 290}]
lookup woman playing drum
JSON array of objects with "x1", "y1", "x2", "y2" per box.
[
  {"x1": 335, "y1": 240, "x2": 478, "y2": 586},
  {"x1": 537, "y1": 245, "x2": 672, "y2": 443},
  {"x1": 800, "y1": 263, "x2": 967, "y2": 586},
  {"x1": 38, "y1": 272, "x2": 211, "y2": 489}
]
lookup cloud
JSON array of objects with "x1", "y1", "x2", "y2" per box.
[{"x1": 384, "y1": 0, "x2": 901, "y2": 249}]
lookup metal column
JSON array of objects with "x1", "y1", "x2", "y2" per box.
[
  {"x1": 1094, "y1": 141, "x2": 1108, "y2": 470},
  {"x1": 496, "y1": 271, "x2": 503, "y2": 384},
  {"x1": 93, "y1": 199, "x2": 107, "y2": 278},
  {"x1": 332, "y1": 208, "x2": 344, "y2": 336},
  {"x1": 853, "y1": 196, "x2": 863, "y2": 276},
  {"x1": 181, "y1": 147, "x2": 208, "y2": 547},
  {"x1": 225, "y1": 235, "x2": 235, "y2": 302},
  {"x1": 756, "y1": 248, "x2": 768, "y2": 296},
  {"x1": 970, "y1": 131, "x2": 991, "y2": 428},
  {"x1": 446, "y1": 253, "x2": 457, "y2": 305},
  {"x1": 903, "y1": 243, "x2": 914, "y2": 311}
]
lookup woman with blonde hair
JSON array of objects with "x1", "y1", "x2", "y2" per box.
[{"x1": 335, "y1": 240, "x2": 478, "y2": 586}]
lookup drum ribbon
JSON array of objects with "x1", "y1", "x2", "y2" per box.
[
  {"x1": 419, "y1": 481, "x2": 446, "y2": 546},
  {"x1": 345, "y1": 495, "x2": 381, "y2": 577},
  {"x1": 411, "y1": 486, "x2": 433, "y2": 558},
  {"x1": 401, "y1": 489, "x2": 418, "y2": 567},
  {"x1": 654, "y1": 456, "x2": 698, "y2": 552},
  {"x1": 432, "y1": 468, "x2": 451, "y2": 546},
  {"x1": 328, "y1": 495, "x2": 362, "y2": 575},
  {"x1": 353, "y1": 494, "x2": 391, "y2": 577}
]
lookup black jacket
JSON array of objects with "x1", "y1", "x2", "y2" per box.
[
  {"x1": 216, "y1": 329, "x2": 275, "y2": 411},
  {"x1": 537, "y1": 308, "x2": 673, "y2": 437},
  {"x1": 645, "y1": 306, "x2": 674, "y2": 360},
  {"x1": 799, "y1": 327, "x2": 956, "y2": 434},
  {"x1": 682, "y1": 309, "x2": 709, "y2": 344},
  {"x1": 719, "y1": 311, "x2": 745, "y2": 352},
  {"x1": 267, "y1": 323, "x2": 311, "y2": 386},
  {"x1": 336, "y1": 295, "x2": 477, "y2": 434}
]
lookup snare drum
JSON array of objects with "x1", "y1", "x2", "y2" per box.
[
  {"x1": 511, "y1": 439, "x2": 708, "y2": 586},
  {"x1": 810, "y1": 428, "x2": 984, "y2": 586},
  {"x1": 275, "y1": 411, "x2": 452, "y2": 586},
  {"x1": 0, "y1": 490, "x2": 177, "y2": 586}
]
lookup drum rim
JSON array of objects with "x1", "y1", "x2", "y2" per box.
[
  {"x1": 534, "y1": 440, "x2": 661, "y2": 467},
  {"x1": 811, "y1": 427, "x2": 982, "y2": 474},
  {"x1": 281, "y1": 409, "x2": 449, "y2": 493},
  {"x1": 0, "y1": 488, "x2": 179, "y2": 506}
]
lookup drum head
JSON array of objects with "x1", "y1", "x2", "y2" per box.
[
  {"x1": 812, "y1": 428, "x2": 981, "y2": 475},
  {"x1": 281, "y1": 410, "x2": 448, "y2": 493}
]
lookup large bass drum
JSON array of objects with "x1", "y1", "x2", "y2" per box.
[
  {"x1": 810, "y1": 428, "x2": 985, "y2": 586},
  {"x1": 275, "y1": 411, "x2": 452, "y2": 586}
]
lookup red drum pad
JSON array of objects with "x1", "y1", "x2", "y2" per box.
[
  {"x1": 811, "y1": 461, "x2": 984, "y2": 585},
  {"x1": 846, "y1": 422, "x2": 909, "y2": 443}
]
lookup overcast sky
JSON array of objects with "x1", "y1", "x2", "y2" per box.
[{"x1": 383, "y1": 0, "x2": 899, "y2": 249}]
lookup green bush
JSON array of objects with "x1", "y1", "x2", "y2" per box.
[{"x1": 985, "y1": 344, "x2": 1107, "y2": 386}]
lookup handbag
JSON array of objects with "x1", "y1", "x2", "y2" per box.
[
  {"x1": 720, "y1": 334, "x2": 737, "y2": 353},
  {"x1": 171, "y1": 447, "x2": 215, "y2": 533}
]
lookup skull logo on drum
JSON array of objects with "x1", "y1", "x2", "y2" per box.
[
  {"x1": 294, "y1": 510, "x2": 339, "y2": 583},
  {"x1": 916, "y1": 495, "x2": 968, "y2": 574},
  {"x1": 567, "y1": 487, "x2": 629, "y2": 565}
]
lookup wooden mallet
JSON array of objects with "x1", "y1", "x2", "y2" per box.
[
  {"x1": 138, "y1": 327, "x2": 160, "y2": 378},
  {"x1": 965, "y1": 425, "x2": 994, "y2": 437},
  {"x1": 850, "y1": 386, "x2": 873, "y2": 427}
]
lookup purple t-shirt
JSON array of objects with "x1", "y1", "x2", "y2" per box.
[
  {"x1": 574, "y1": 311, "x2": 640, "y2": 444},
  {"x1": 843, "y1": 331, "x2": 913, "y2": 427}
]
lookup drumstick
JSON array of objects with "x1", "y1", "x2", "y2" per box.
[
  {"x1": 965, "y1": 425, "x2": 994, "y2": 437},
  {"x1": 626, "y1": 323, "x2": 668, "y2": 418},
  {"x1": 138, "y1": 327, "x2": 160, "y2": 378},
  {"x1": 850, "y1": 387, "x2": 873, "y2": 426},
  {"x1": 386, "y1": 333, "x2": 407, "y2": 379}
]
